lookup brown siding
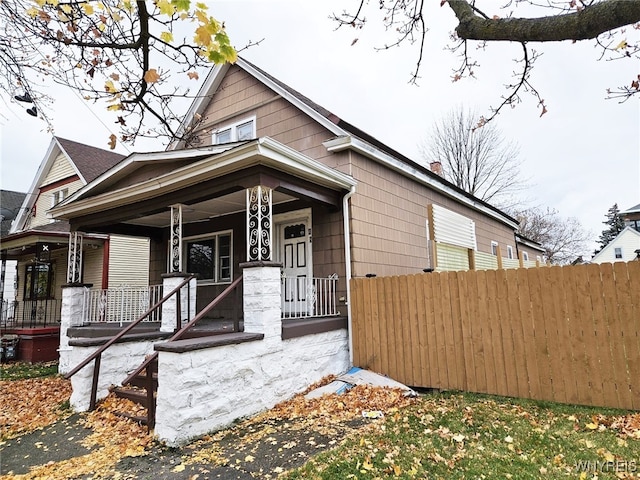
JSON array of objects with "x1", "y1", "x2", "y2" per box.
[
  {"x1": 193, "y1": 66, "x2": 350, "y2": 175},
  {"x1": 348, "y1": 154, "x2": 515, "y2": 277}
]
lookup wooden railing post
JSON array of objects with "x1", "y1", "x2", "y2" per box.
[
  {"x1": 90, "y1": 354, "x2": 101, "y2": 411},
  {"x1": 146, "y1": 359, "x2": 157, "y2": 429},
  {"x1": 175, "y1": 289, "x2": 181, "y2": 332}
]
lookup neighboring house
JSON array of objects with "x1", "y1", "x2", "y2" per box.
[
  {"x1": 591, "y1": 226, "x2": 640, "y2": 264},
  {"x1": 591, "y1": 203, "x2": 640, "y2": 264},
  {"x1": 621, "y1": 203, "x2": 640, "y2": 233},
  {"x1": 0, "y1": 137, "x2": 150, "y2": 361},
  {"x1": 1, "y1": 190, "x2": 27, "y2": 305},
  {"x1": 50, "y1": 58, "x2": 532, "y2": 321}
]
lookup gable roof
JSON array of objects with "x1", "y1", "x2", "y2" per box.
[
  {"x1": 172, "y1": 58, "x2": 518, "y2": 229},
  {"x1": 56, "y1": 137, "x2": 125, "y2": 184},
  {"x1": 591, "y1": 226, "x2": 640, "y2": 262},
  {"x1": 10, "y1": 137, "x2": 125, "y2": 234},
  {"x1": 1, "y1": 190, "x2": 27, "y2": 237}
]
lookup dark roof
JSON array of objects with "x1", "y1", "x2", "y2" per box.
[
  {"x1": 56, "y1": 137, "x2": 126, "y2": 183},
  {"x1": 241, "y1": 58, "x2": 517, "y2": 226},
  {"x1": 1, "y1": 190, "x2": 27, "y2": 237},
  {"x1": 623, "y1": 203, "x2": 640, "y2": 214}
]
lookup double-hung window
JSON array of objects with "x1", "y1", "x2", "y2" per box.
[
  {"x1": 213, "y1": 117, "x2": 255, "y2": 144},
  {"x1": 185, "y1": 232, "x2": 232, "y2": 284},
  {"x1": 52, "y1": 188, "x2": 68, "y2": 207}
]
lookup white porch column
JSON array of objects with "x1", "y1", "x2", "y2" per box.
[
  {"x1": 160, "y1": 274, "x2": 197, "y2": 333},
  {"x1": 240, "y1": 262, "x2": 282, "y2": 345},
  {"x1": 58, "y1": 283, "x2": 91, "y2": 374}
]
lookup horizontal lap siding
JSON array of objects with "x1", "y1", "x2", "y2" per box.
[
  {"x1": 107, "y1": 235, "x2": 150, "y2": 287},
  {"x1": 351, "y1": 262, "x2": 640, "y2": 411},
  {"x1": 349, "y1": 155, "x2": 516, "y2": 278},
  {"x1": 43, "y1": 152, "x2": 76, "y2": 185},
  {"x1": 32, "y1": 178, "x2": 84, "y2": 228}
]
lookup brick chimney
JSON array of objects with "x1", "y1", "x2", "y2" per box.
[{"x1": 429, "y1": 161, "x2": 443, "y2": 176}]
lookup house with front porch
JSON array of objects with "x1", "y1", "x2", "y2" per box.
[
  {"x1": 0, "y1": 137, "x2": 150, "y2": 362},
  {"x1": 48, "y1": 58, "x2": 533, "y2": 444}
]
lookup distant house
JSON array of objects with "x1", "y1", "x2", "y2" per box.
[
  {"x1": 591, "y1": 203, "x2": 640, "y2": 264},
  {"x1": 0, "y1": 137, "x2": 150, "y2": 362}
]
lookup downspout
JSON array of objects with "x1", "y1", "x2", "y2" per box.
[{"x1": 343, "y1": 184, "x2": 356, "y2": 365}]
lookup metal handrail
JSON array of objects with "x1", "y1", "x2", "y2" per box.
[
  {"x1": 64, "y1": 275, "x2": 196, "y2": 409},
  {"x1": 121, "y1": 274, "x2": 243, "y2": 386}
]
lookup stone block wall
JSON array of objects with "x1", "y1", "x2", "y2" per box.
[{"x1": 154, "y1": 328, "x2": 349, "y2": 446}]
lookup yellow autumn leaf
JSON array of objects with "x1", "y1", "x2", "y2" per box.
[
  {"x1": 46, "y1": 0, "x2": 59, "y2": 6},
  {"x1": 144, "y1": 68, "x2": 161, "y2": 83},
  {"x1": 104, "y1": 80, "x2": 117, "y2": 93},
  {"x1": 34, "y1": 0, "x2": 46, "y2": 6},
  {"x1": 615, "y1": 39, "x2": 628, "y2": 50},
  {"x1": 195, "y1": 2, "x2": 207, "y2": 9},
  {"x1": 160, "y1": 31, "x2": 173, "y2": 43},
  {"x1": 82, "y1": 3, "x2": 94, "y2": 14},
  {"x1": 26, "y1": 6, "x2": 39, "y2": 17},
  {"x1": 155, "y1": 0, "x2": 174, "y2": 16},
  {"x1": 393, "y1": 464, "x2": 402, "y2": 475},
  {"x1": 171, "y1": 463, "x2": 185, "y2": 472},
  {"x1": 363, "y1": 456, "x2": 374, "y2": 470},
  {"x1": 244, "y1": 455, "x2": 255, "y2": 462},
  {"x1": 585, "y1": 422, "x2": 598, "y2": 430},
  {"x1": 107, "y1": 104, "x2": 123, "y2": 111}
]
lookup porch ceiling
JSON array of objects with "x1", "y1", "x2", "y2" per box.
[{"x1": 124, "y1": 190, "x2": 296, "y2": 228}]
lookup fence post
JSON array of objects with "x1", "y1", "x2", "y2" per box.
[
  {"x1": 468, "y1": 249, "x2": 476, "y2": 270},
  {"x1": 496, "y1": 246, "x2": 503, "y2": 269}
]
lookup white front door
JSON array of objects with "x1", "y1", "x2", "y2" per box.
[{"x1": 276, "y1": 210, "x2": 312, "y2": 316}]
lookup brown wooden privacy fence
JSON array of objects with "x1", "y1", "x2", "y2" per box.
[{"x1": 350, "y1": 261, "x2": 640, "y2": 411}]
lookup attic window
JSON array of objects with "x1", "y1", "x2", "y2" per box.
[
  {"x1": 213, "y1": 117, "x2": 255, "y2": 144},
  {"x1": 615, "y1": 247, "x2": 623, "y2": 259},
  {"x1": 52, "y1": 188, "x2": 68, "y2": 207}
]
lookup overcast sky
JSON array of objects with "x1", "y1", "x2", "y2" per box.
[{"x1": 1, "y1": 1, "x2": 639, "y2": 256}]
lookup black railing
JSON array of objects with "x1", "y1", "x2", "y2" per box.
[{"x1": 1, "y1": 299, "x2": 61, "y2": 329}]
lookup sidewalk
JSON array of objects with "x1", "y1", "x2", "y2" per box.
[{"x1": 0, "y1": 397, "x2": 371, "y2": 479}]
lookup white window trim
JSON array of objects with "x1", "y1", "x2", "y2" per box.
[
  {"x1": 213, "y1": 116, "x2": 256, "y2": 144},
  {"x1": 522, "y1": 251, "x2": 529, "y2": 261},
  {"x1": 183, "y1": 230, "x2": 233, "y2": 285},
  {"x1": 51, "y1": 188, "x2": 68, "y2": 208},
  {"x1": 491, "y1": 241, "x2": 499, "y2": 256},
  {"x1": 614, "y1": 247, "x2": 623, "y2": 259},
  {"x1": 507, "y1": 245, "x2": 514, "y2": 259}
]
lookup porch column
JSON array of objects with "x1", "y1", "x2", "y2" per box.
[
  {"x1": 67, "y1": 232, "x2": 84, "y2": 284},
  {"x1": 246, "y1": 186, "x2": 273, "y2": 262},
  {"x1": 169, "y1": 204, "x2": 183, "y2": 273},
  {"x1": 160, "y1": 274, "x2": 197, "y2": 333},
  {"x1": 58, "y1": 283, "x2": 92, "y2": 374},
  {"x1": 240, "y1": 261, "x2": 282, "y2": 345}
]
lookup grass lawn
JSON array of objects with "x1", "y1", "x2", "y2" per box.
[
  {"x1": 283, "y1": 391, "x2": 640, "y2": 479},
  {"x1": 0, "y1": 361, "x2": 59, "y2": 380}
]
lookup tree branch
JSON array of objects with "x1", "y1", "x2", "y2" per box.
[{"x1": 448, "y1": 0, "x2": 640, "y2": 42}]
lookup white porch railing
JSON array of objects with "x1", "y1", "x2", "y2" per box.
[
  {"x1": 83, "y1": 285, "x2": 163, "y2": 325},
  {"x1": 281, "y1": 274, "x2": 339, "y2": 319}
]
